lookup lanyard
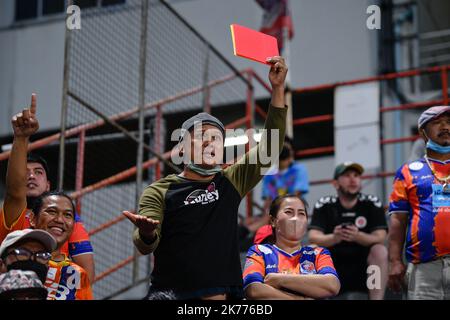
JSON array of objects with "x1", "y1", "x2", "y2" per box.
[{"x1": 424, "y1": 155, "x2": 450, "y2": 193}]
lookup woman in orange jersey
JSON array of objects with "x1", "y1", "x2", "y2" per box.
[{"x1": 243, "y1": 194, "x2": 340, "y2": 299}]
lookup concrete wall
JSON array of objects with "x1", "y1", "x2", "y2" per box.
[{"x1": 0, "y1": 20, "x2": 65, "y2": 136}]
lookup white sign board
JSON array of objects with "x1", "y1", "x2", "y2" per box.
[
  {"x1": 334, "y1": 82, "x2": 380, "y2": 127},
  {"x1": 335, "y1": 124, "x2": 381, "y2": 169},
  {"x1": 334, "y1": 82, "x2": 380, "y2": 169}
]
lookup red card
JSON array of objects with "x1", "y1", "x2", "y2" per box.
[{"x1": 230, "y1": 24, "x2": 279, "y2": 65}]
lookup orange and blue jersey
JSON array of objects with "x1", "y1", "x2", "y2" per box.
[
  {"x1": 243, "y1": 244, "x2": 338, "y2": 289},
  {"x1": 45, "y1": 255, "x2": 93, "y2": 300},
  {"x1": 389, "y1": 158, "x2": 450, "y2": 264}
]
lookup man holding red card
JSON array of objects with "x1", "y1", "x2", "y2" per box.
[{"x1": 124, "y1": 57, "x2": 288, "y2": 300}]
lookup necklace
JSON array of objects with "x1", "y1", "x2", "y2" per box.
[{"x1": 424, "y1": 155, "x2": 450, "y2": 192}]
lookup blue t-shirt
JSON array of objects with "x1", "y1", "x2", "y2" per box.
[{"x1": 262, "y1": 162, "x2": 309, "y2": 200}]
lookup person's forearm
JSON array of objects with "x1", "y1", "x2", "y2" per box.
[
  {"x1": 6, "y1": 136, "x2": 28, "y2": 200},
  {"x1": 270, "y1": 86, "x2": 285, "y2": 108},
  {"x1": 277, "y1": 274, "x2": 340, "y2": 299},
  {"x1": 245, "y1": 283, "x2": 305, "y2": 300},
  {"x1": 354, "y1": 231, "x2": 385, "y2": 247},
  {"x1": 388, "y1": 215, "x2": 407, "y2": 262},
  {"x1": 309, "y1": 232, "x2": 338, "y2": 248}
]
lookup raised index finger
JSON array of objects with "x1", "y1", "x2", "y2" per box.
[{"x1": 30, "y1": 93, "x2": 37, "y2": 115}]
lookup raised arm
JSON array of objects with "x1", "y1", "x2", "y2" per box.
[
  {"x1": 3, "y1": 94, "x2": 39, "y2": 227},
  {"x1": 224, "y1": 57, "x2": 288, "y2": 197}
]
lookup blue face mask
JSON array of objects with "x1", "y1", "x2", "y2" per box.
[{"x1": 426, "y1": 139, "x2": 450, "y2": 154}]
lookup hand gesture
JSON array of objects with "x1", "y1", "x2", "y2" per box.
[
  {"x1": 267, "y1": 56, "x2": 288, "y2": 89},
  {"x1": 122, "y1": 210, "x2": 160, "y2": 239},
  {"x1": 388, "y1": 260, "x2": 407, "y2": 293},
  {"x1": 11, "y1": 93, "x2": 39, "y2": 138}
]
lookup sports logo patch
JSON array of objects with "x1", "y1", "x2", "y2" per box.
[
  {"x1": 355, "y1": 216, "x2": 367, "y2": 229},
  {"x1": 183, "y1": 182, "x2": 219, "y2": 205},
  {"x1": 409, "y1": 162, "x2": 424, "y2": 171},
  {"x1": 300, "y1": 260, "x2": 316, "y2": 274}
]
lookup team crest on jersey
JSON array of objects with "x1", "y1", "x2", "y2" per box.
[
  {"x1": 183, "y1": 182, "x2": 219, "y2": 205},
  {"x1": 355, "y1": 216, "x2": 367, "y2": 229},
  {"x1": 257, "y1": 245, "x2": 273, "y2": 255},
  {"x1": 409, "y1": 162, "x2": 424, "y2": 171},
  {"x1": 300, "y1": 260, "x2": 316, "y2": 274}
]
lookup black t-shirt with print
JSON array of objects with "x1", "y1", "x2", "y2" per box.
[
  {"x1": 132, "y1": 105, "x2": 287, "y2": 297},
  {"x1": 309, "y1": 193, "x2": 388, "y2": 292}
]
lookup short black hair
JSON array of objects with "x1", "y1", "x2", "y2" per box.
[
  {"x1": 27, "y1": 154, "x2": 50, "y2": 179},
  {"x1": 269, "y1": 194, "x2": 309, "y2": 220},
  {"x1": 31, "y1": 191, "x2": 75, "y2": 218}
]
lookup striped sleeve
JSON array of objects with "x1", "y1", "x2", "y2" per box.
[
  {"x1": 388, "y1": 165, "x2": 410, "y2": 214},
  {"x1": 243, "y1": 245, "x2": 266, "y2": 289},
  {"x1": 68, "y1": 215, "x2": 93, "y2": 257},
  {"x1": 314, "y1": 247, "x2": 339, "y2": 279}
]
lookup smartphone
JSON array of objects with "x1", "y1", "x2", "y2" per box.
[{"x1": 341, "y1": 222, "x2": 353, "y2": 228}]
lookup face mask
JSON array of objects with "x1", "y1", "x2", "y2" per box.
[
  {"x1": 426, "y1": 139, "x2": 450, "y2": 154},
  {"x1": 7, "y1": 260, "x2": 49, "y2": 284},
  {"x1": 276, "y1": 217, "x2": 305, "y2": 241},
  {"x1": 187, "y1": 163, "x2": 222, "y2": 176}
]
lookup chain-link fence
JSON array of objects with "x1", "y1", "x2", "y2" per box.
[{"x1": 61, "y1": 0, "x2": 250, "y2": 299}]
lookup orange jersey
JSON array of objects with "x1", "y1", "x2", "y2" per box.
[
  {"x1": 243, "y1": 244, "x2": 338, "y2": 289},
  {"x1": 0, "y1": 206, "x2": 27, "y2": 243},
  {"x1": 45, "y1": 255, "x2": 93, "y2": 300},
  {"x1": 389, "y1": 158, "x2": 450, "y2": 263}
]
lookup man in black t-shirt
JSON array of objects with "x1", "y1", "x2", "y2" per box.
[
  {"x1": 123, "y1": 57, "x2": 288, "y2": 300},
  {"x1": 308, "y1": 162, "x2": 388, "y2": 300}
]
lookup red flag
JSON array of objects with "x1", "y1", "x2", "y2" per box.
[{"x1": 255, "y1": 0, "x2": 294, "y2": 52}]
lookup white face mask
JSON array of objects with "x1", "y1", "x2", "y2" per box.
[{"x1": 275, "y1": 216, "x2": 306, "y2": 241}]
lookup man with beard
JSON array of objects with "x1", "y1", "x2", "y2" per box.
[
  {"x1": 0, "y1": 94, "x2": 95, "y2": 283},
  {"x1": 123, "y1": 56, "x2": 288, "y2": 300},
  {"x1": 308, "y1": 162, "x2": 388, "y2": 300},
  {"x1": 388, "y1": 106, "x2": 450, "y2": 300}
]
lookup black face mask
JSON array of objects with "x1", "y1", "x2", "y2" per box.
[{"x1": 7, "y1": 260, "x2": 49, "y2": 284}]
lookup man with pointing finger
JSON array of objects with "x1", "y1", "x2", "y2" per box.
[{"x1": 124, "y1": 56, "x2": 289, "y2": 300}]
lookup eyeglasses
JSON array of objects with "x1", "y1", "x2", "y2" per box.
[{"x1": 4, "y1": 248, "x2": 51, "y2": 264}]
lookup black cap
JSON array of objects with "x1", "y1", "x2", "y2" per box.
[{"x1": 179, "y1": 112, "x2": 225, "y2": 142}]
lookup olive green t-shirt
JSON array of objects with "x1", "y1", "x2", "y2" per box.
[{"x1": 133, "y1": 105, "x2": 287, "y2": 293}]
